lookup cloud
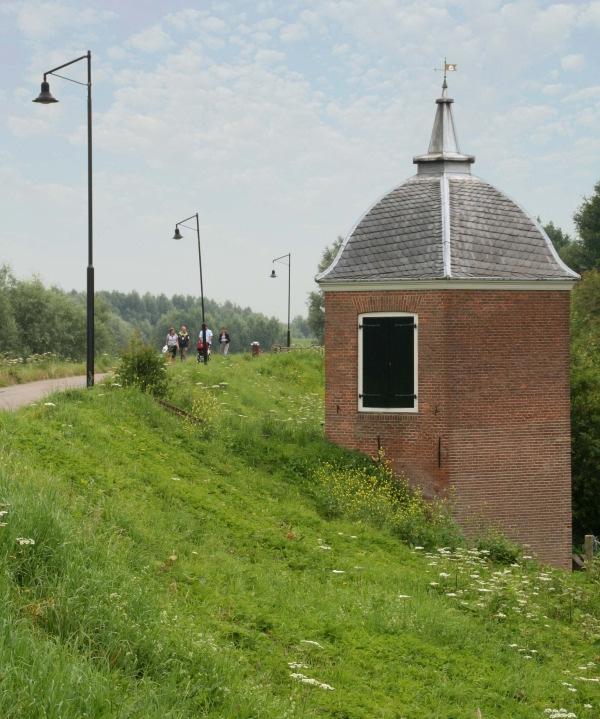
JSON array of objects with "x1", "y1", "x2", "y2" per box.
[
  {"x1": 6, "y1": 115, "x2": 53, "y2": 137},
  {"x1": 561, "y1": 53, "x2": 585, "y2": 70},
  {"x1": 128, "y1": 24, "x2": 172, "y2": 53},
  {"x1": 579, "y1": 1, "x2": 600, "y2": 27},
  {"x1": 11, "y1": 1, "x2": 114, "y2": 41},
  {"x1": 280, "y1": 23, "x2": 308, "y2": 42},
  {"x1": 562, "y1": 85, "x2": 600, "y2": 103},
  {"x1": 541, "y1": 83, "x2": 564, "y2": 96}
]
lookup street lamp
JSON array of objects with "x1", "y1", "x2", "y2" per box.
[
  {"x1": 270, "y1": 253, "x2": 291, "y2": 349},
  {"x1": 33, "y1": 51, "x2": 95, "y2": 387},
  {"x1": 172, "y1": 213, "x2": 207, "y2": 363}
]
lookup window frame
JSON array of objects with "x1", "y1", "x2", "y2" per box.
[{"x1": 357, "y1": 311, "x2": 419, "y2": 414}]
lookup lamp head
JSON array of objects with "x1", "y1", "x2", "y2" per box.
[
  {"x1": 173, "y1": 227, "x2": 183, "y2": 240},
  {"x1": 270, "y1": 268, "x2": 277, "y2": 279},
  {"x1": 33, "y1": 80, "x2": 58, "y2": 104}
]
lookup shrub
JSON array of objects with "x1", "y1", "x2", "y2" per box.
[
  {"x1": 115, "y1": 340, "x2": 169, "y2": 397},
  {"x1": 476, "y1": 528, "x2": 522, "y2": 564},
  {"x1": 314, "y1": 452, "x2": 461, "y2": 549}
]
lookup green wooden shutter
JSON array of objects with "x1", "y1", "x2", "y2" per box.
[
  {"x1": 390, "y1": 317, "x2": 415, "y2": 408},
  {"x1": 361, "y1": 316, "x2": 416, "y2": 409}
]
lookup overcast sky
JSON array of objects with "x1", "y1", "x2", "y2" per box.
[{"x1": 1, "y1": 0, "x2": 599, "y2": 320}]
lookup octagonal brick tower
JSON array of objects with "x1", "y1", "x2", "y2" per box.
[{"x1": 317, "y1": 80, "x2": 578, "y2": 568}]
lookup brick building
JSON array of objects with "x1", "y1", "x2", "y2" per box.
[{"x1": 316, "y1": 80, "x2": 578, "y2": 569}]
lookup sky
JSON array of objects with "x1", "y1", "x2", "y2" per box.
[{"x1": 1, "y1": 0, "x2": 599, "y2": 321}]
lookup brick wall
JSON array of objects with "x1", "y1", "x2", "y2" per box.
[{"x1": 324, "y1": 289, "x2": 572, "y2": 569}]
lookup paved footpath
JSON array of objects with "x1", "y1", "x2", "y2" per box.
[{"x1": 0, "y1": 374, "x2": 108, "y2": 411}]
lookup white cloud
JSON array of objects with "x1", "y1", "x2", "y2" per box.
[
  {"x1": 541, "y1": 83, "x2": 564, "y2": 96},
  {"x1": 6, "y1": 115, "x2": 53, "y2": 137},
  {"x1": 562, "y1": 85, "x2": 600, "y2": 103},
  {"x1": 254, "y1": 48, "x2": 285, "y2": 64},
  {"x1": 12, "y1": 1, "x2": 114, "y2": 41},
  {"x1": 531, "y1": 3, "x2": 578, "y2": 45},
  {"x1": 561, "y1": 53, "x2": 585, "y2": 70},
  {"x1": 280, "y1": 23, "x2": 308, "y2": 42},
  {"x1": 579, "y1": 1, "x2": 600, "y2": 27},
  {"x1": 128, "y1": 24, "x2": 172, "y2": 53}
]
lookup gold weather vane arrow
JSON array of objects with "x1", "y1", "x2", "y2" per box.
[{"x1": 434, "y1": 57, "x2": 458, "y2": 86}]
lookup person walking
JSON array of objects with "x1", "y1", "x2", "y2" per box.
[
  {"x1": 177, "y1": 325, "x2": 190, "y2": 361},
  {"x1": 165, "y1": 327, "x2": 178, "y2": 362},
  {"x1": 218, "y1": 327, "x2": 230, "y2": 355},
  {"x1": 197, "y1": 323, "x2": 213, "y2": 362}
]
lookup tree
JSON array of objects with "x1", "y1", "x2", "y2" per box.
[
  {"x1": 541, "y1": 220, "x2": 584, "y2": 272},
  {"x1": 291, "y1": 314, "x2": 311, "y2": 339},
  {"x1": 0, "y1": 266, "x2": 18, "y2": 354},
  {"x1": 570, "y1": 270, "x2": 600, "y2": 538},
  {"x1": 574, "y1": 180, "x2": 600, "y2": 270},
  {"x1": 543, "y1": 220, "x2": 572, "y2": 253},
  {"x1": 307, "y1": 237, "x2": 343, "y2": 344}
]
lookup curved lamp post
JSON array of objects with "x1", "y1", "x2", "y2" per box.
[
  {"x1": 270, "y1": 253, "x2": 291, "y2": 348},
  {"x1": 33, "y1": 51, "x2": 95, "y2": 387},
  {"x1": 172, "y1": 213, "x2": 207, "y2": 363}
]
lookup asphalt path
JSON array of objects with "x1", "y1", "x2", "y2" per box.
[{"x1": 0, "y1": 374, "x2": 108, "y2": 411}]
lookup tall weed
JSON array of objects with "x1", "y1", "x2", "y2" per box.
[{"x1": 314, "y1": 451, "x2": 461, "y2": 548}]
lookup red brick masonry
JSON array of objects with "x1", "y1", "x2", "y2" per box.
[{"x1": 324, "y1": 289, "x2": 572, "y2": 569}]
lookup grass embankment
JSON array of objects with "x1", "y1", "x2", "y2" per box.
[
  {"x1": 0, "y1": 352, "x2": 598, "y2": 718},
  {"x1": 0, "y1": 353, "x2": 114, "y2": 387}
]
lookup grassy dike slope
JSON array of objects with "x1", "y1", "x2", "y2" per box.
[{"x1": 0, "y1": 352, "x2": 598, "y2": 719}]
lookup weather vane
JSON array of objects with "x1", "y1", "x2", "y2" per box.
[{"x1": 434, "y1": 57, "x2": 457, "y2": 87}]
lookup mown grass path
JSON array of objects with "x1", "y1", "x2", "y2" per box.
[{"x1": 0, "y1": 352, "x2": 598, "y2": 718}]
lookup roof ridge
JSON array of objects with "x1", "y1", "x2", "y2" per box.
[{"x1": 441, "y1": 174, "x2": 452, "y2": 277}]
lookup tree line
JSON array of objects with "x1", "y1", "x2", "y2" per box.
[
  {"x1": 0, "y1": 269, "x2": 313, "y2": 359},
  {"x1": 538, "y1": 180, "x2": 600, "y2": 541}
]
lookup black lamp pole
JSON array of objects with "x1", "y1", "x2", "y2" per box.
[
  {"x1": 270, "y1": 253, "x2": 291, "y2": 348},
  {"x1": 33, "y1": 51, "x2": 95, "y2": 388},
  {"x1": 172, "y1": 213, "x2": 207, "y2": 363}
]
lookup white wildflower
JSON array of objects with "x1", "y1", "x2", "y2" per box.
[
  {"x1": 290, "y1": 673, "x2": 334, "y2": 691},
  {"x1": 331, "y1": 570, "x2": 345, "y2": 574},
  {"x1": 300, "y1": 640, "x2": 323, "y2": 649},
  {"x1": 43, "y1": 402, "x2": 56, "y2": 407},
  {"x1": 16, "y1": 537, "x2": 35, "y2": 546},
  {"x1": 288, "y1": 662, "x2": 308, "y2": 669}
]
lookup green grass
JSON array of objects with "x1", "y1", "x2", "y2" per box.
[{"x1": 0, "y1": 351, "x2": 598, "y2": 718}]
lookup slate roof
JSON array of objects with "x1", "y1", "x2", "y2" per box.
[
  {"x1": 323, "y1": 176, "x2": 443, "y2": 280},
  {"x1": 317, "y1": 85, "x2": 578, "y2": 284}
]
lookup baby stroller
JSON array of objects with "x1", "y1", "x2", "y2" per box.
[{"x1": 196, "y1": 338, "x2": 211, "y2": 362}]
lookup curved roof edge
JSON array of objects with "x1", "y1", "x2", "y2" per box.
[
  {"x1": 495, "y1": 184, "x2": 580, "y2": 281},
  {"x1": 315, "y1": 177, "x2": 415, "y2": 283}
]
